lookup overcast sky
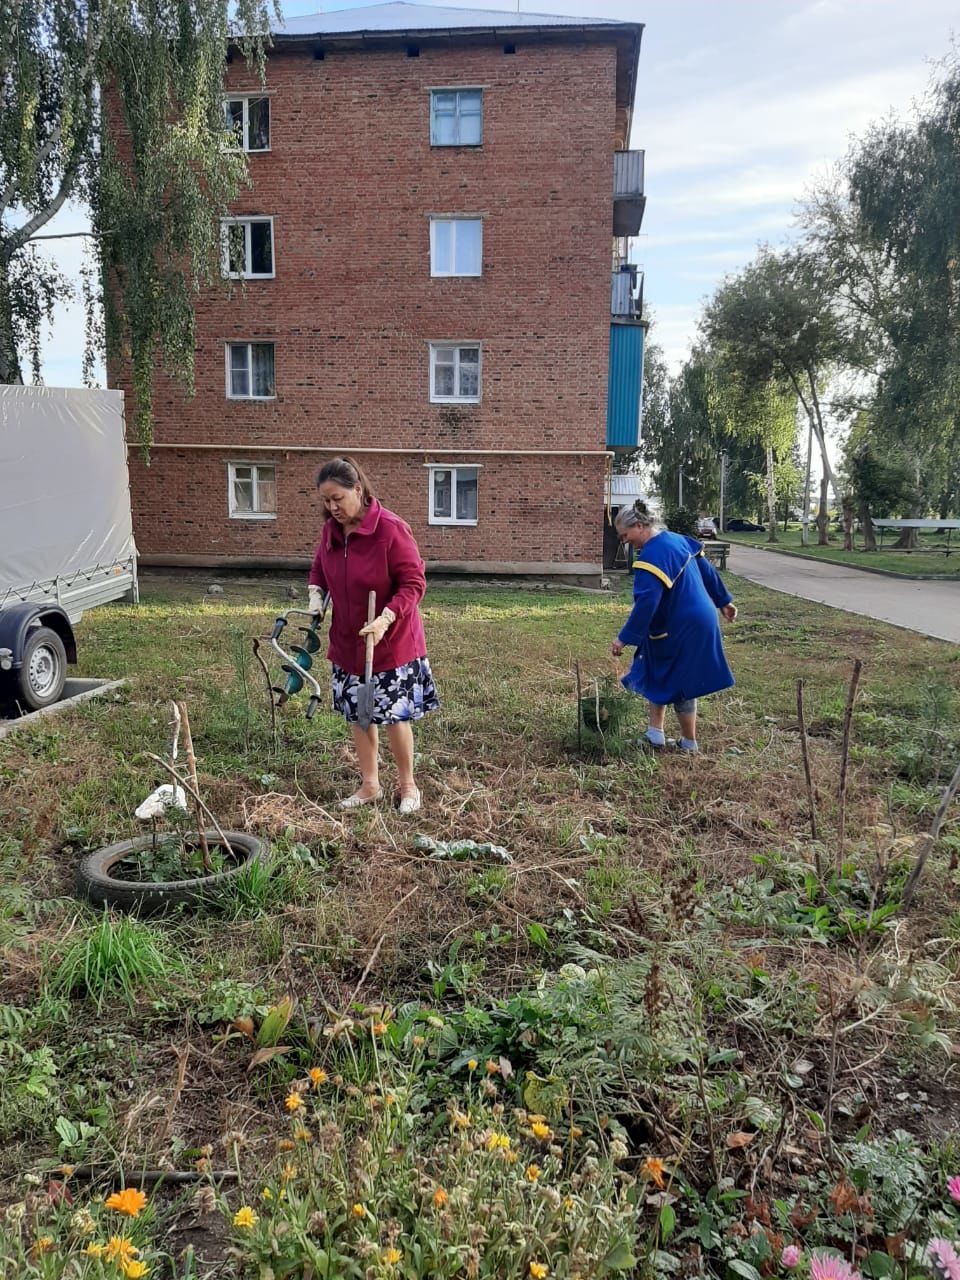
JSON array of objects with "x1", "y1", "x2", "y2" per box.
[{"x1": 35, "y1": 0, "x2": 957, "y2": 384}]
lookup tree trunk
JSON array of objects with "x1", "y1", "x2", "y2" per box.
[
  {"x1": 817, "y1": 475, "x2": 830, "y2": 544},
  {"x1": 765, "y1": 444, "x2": 778, "y2": 543},
  {"x1": 893, "y1": 524, "x2": 920, "y2": 549},
  {"x1": 842, "y1": 494, "x2": 855, "y2": 551},
  {"x1": 859, "y1": 503, "x2": 877, "y2": 552},
  {"x1": 0, "y1": 255, "x2": 24, "y2": 384}
]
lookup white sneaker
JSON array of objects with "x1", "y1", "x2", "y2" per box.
[{"x1": 398, "y1": 788, "x2": 422, "y2": 815}]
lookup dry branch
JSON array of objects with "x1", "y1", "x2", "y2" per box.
[{"x1": 900, "y1": 758, "x2": 960, "y2": 909}]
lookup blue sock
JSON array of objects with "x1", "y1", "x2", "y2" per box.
[
  {"x1": 679, "y1": 737, "x2": 699, "y2": 753},
  {"x1": 645, "y1": 726, "x2": 666, "y2": 747}
]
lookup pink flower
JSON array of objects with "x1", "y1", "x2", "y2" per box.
[
  {"x1": 927, "y1": 1239, "x2": 960, "y2": 1280},
  {"x1": 810, "y1": 1253, "x2": 861, "y2": 1280},
  {"x1": 948, "y1": 1177, "x2": 960, "y2": 1205},
  {"x1": 782, "y1": 1247, "x2": 802, "y2": 1269}
]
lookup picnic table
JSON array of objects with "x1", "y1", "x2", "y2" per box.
[{"x1": 872, "y1": 518, "x2": 960, "y2": 554}]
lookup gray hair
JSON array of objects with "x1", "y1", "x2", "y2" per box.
[{"x1": 614, "y1": 501, "x2": 662, "y2": 534}]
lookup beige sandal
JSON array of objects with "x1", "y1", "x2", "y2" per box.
[
  {"x1": 398, "y1": 788, "x2": 422, "y2": 815},
  {"x1": 340, "y1": 786, "x2": 382, "y2": 810}
]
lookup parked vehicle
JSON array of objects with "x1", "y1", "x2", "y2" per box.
[
  {"x1": 696, "y1": 514, "x2": 719, "y2": 539},
  {"x1": 0, "y1": 386, "x2": 137, "y2": 710},
  {"x1": 727, "y1": 518, "x2": 765, "y2": 533}
]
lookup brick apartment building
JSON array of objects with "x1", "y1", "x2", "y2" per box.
[{"x1": 124, "y1": 2, "x2": 647, "y2": 583}]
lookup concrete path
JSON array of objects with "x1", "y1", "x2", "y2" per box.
[{"x1": 727, "y1": 544, "x2": 960, "y2": 645}]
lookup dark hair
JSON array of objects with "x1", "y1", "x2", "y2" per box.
[{"x1": 316, "y1": 456, "x2": 376, "y2": 515}]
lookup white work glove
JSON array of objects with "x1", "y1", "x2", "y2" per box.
[
  {"x1": 359, "y1": 606, "x2": 396, "y2": 647},
  {"x1": 308, "y1": 584, "x2": 325, "y2": 616}
]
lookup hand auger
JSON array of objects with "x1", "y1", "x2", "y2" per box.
[{"x1": 268, "y1": 597, "x2": 330, "y2": 720}]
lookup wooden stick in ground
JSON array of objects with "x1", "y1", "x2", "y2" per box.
[
  {"x1": 144, "y1": 752, "x2": 234, "y2": 862},
  {"x1": 575, "y1": 659, "x2": 582, "y2": 753},
  {"x1": 175, "y1": 700, "x2": 211, "y2": 872},
  {"x1": 837, "y1": 659, "x2": 863, "y2": 870},
  {"x1": 901, "y1": 758, "x2": 960, "y2": 909},
  {"x1": 251, "y1": 637, "x2": 278, "y2": 751},
  {"x1": 796, "y1": 679, "x2": 820, "y2": 864}
]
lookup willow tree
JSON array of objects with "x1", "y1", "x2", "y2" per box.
[{"x1": 0, "y1": 0, "x2": 275, "y2": 445}]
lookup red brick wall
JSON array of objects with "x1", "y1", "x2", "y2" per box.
[{"x1": 121, "y1": 37, "x2": 621, "y2": 572}]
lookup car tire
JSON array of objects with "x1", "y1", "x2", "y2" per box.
[
  {"x1": 77, "y1": 830, "x2": 266, "y2": 913},
  {"x1": 15, "y1": 626, "x2": 67, "y2": 710}
]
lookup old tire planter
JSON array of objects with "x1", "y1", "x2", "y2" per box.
[{"x1": 77, "y1": 830, "x2": 266, "y2": 913}]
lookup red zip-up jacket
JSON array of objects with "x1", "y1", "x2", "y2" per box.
[{"x1": 308, "y1": 499, "x2": 428, "y2": 677}]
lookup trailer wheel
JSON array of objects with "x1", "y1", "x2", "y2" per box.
[{"x1": 16, "y1": 626, "x2": 67, "y2": 710}]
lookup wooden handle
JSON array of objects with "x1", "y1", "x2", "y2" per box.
[{"x1": 364, "y1": 590, "x2": 376, "y2": 679}]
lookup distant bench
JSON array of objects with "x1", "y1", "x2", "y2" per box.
[
  {"x1": 872, "y1": 518, "x2": 960, "y2": 554},
  {"x1": 700, "y1": 540, "x2": 730, "y2": 570}
]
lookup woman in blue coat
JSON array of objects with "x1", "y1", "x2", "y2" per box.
[{"x1": 610, "y1": 502, "x2": 738, "y2": 753}]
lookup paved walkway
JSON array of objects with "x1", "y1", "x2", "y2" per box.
[{"x1": 727, "y1": 545, "x2": 960, "y2": 644}]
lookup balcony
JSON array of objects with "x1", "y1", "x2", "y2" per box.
[
  {"x1": 613, "y1": 150, "x2": 646, "y2": 236},
  {"x1": 611, "y1": 265, "x2": 644, "y2": 318}
]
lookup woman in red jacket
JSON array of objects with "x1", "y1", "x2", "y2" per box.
[{"x1": 308, "y1": 457, "x2": 439, "y2": 813}]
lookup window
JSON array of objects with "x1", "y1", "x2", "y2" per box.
[
  {"x1": 228, "y1": 463, "x2": 277, "y2": 518},
  {"x1": 429, "y1": 343, "x2": 481, "y2": 403},
  {"x1": 428, "y1": 466, "x2": 479, "y2": 525},
  {"x1": 224, "y1": 96, "x2": 271, "y2": 151},
  {"x1": 226, "y1": 342, "x2": 275, "y2": 398},
  {"x1": 430, "y1": 218, "x2": 482, "y2": 277},
  {"x1": 430, "y1": 88, "x2": 483, "y2": 146},
  {"x1": 221, "y1": 218, "x2": 274, "y2": 278}
]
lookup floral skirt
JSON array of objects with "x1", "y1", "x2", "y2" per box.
[{"x1": 331, "y1": 657, "x2": 440, "y2": 725}]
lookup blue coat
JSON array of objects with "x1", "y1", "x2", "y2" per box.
[{"x1": 619, "y1": 531, "x2": 735, "y2": 705}]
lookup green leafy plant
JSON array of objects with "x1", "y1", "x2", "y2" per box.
[{"x1": 51, "y1": 913, "x2": 180, "y2": 1010}]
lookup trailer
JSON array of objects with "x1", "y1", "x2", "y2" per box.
[{"x1": 0, "y1": 385, "x2": 137, "y2": 710}]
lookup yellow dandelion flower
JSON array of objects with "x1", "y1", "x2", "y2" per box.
[
  {"x1": 309, "y1": 1067, "x2": 328, "y2": 1087},
  {"x1": 277, "y1": 1139, "x2": 295, "y2": 1153},
  {"x1": 262, "y1": 1187, "x2": 273, "y2": 1201},
  {"x1": 526, "y1": 1163, "x2": 542, "y2": 1182},
  {"x1": 233, "y1": 1206, "x2": 258, "y2": 1229},
  {"x1": 433, "y1": 1187, "x2": 448, "y2": 1208},
  {"x1": 570, "y1": 1126, "x2": 583, "y2": 1139},
  {"x1": 640, "y1": 1156, "x2": 667, "y2": 1190},
  {"x1": 531, "y1": 1121, "x2": 552, "y2": 1141},
  {"x1": 280, "y1": 1162, "x2": 297, "y2": 1183},
  {"x1": 284, "y1": 1092, "x2": 304, "y2": 1113},
  {"x1": 372, "y1": 1020, "x2": 388, "y2": 1035},
  {"x1": 104, "y1": 1236, "x2": 139, "y2": 1265},
  {"x1": 384, "y1": 1247, "x2": 402, "y2": 1265},
  {"x1": 485, "y1": 1059, "x2": 500, "y2": 1075},
  {"x1": 294, "y1": 1127, "x2": 313, "y2": 1142},
  {"x1": 384, "y1": 1092, "x2": 396, "y2": 1105},
  {"x1": 123, "y1": 1261, "x2": 150, "y2": 1279},
  {"x1": 529, "y1": 1263, "x2": 549, "y2": 1279},
  {"x1": 105, "y1": 1187, "x2": 147, "y2": 1218},
  {"x1": 467, "y1": 1059, "x2": 478, "y2": 1071},
  {"x1": 32, "y1": 1236, "x2": 55, "y2": 1256},
  {"x1": 452, "y1": 1111, "x2": 471, "y2": 1130},
  {"x1": 351, "y1": 1203, "x2": 366, "y2": 1218},
  {"x1": 563, "y1": 1196, "x2": 574, "y2": 1210},
  {"x1": 86, "y1": 1242, "x2": 106, "y2": 1257}
]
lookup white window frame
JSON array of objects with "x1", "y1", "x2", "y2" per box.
[
  {"x1": 429, "y1": 216, "x2": 483, "y2": 277},
  {"x1": 426, "y1": 464, "x2": 481, "y2": 526},
  {"x1": 225, "y1": 341, "x2": 276, "y2": 400},
  {"x1": 429, "y1": 87, "x2": 484, "y2": 147},
  {"x1": 223, "y1": 94, "x2": 271, "y2": 152},
  {"x1": 221, "y1": 217, "x2": 275, "y2": 279},
  {"x1": 428, "y1": 342, "x2": 482, "y2": 404},
  {"x1": 227, "y1": 461, "x2": 277, "y2": 520}
]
